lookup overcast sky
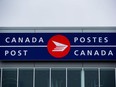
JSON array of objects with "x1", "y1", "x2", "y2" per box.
[{"x1": 0, "y1": 0, "x2": 116, "y2": 27}]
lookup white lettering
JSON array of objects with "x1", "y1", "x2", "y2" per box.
[
  {"x1": 94, "y1": 50, "x2": 99, "y2": 56},
  {"x1": 5, "y1": 37, "x2": 10, "y2": 43},
  {"x1": 74, "y1": 37, "x2": 78, "y2": 43},
  {"x1": 101, "y1": 50, "x2": 106, "y2": 56},
  {"x1": 73, "y1": 37, "x2": 108, "y2": 43},
  {"x1": 5, "y1": 50, "x2": 9, "y2": 56},
  {"x1": 80, "y1": 37, "x2": 85, "y2": 43},
  {"x1": 80, "y1": 50, "x2": 86, "y2": 56},
  {"x1": 5, "y1": 37, "x2": 44, "y2": 44},
  {"x1": 25, "y1": 37, "x2": 30, "y2": 43},
  {"x1": 39, "y1": 37, "x2": 44, "y2": 43},
  {"x1": 5, "y1": 50, "x2": 28, "y2": 56},
  {"x1": 32, "y1": 37, "x2": 37, "y2": 43},
  {"x1": 11, "y1": 37, "x2": 17, "y2": 43},
  {"x1": 74, "y1": 50, "x2": 113, "y2": 56},
  {"x1": 18, "y1": 37, "x2": 23, "y2": 43},
  {"x1": 108, "y1": 50, "x2": 113, "y2": 56},
  {"x1": 87, "y1": 50, "x2": 92, "y2": 56},
  {"x1": 104, "y1": 37, "x2": 108, "y2": 43},
  {"x1": 74, "y1": 50, "x2": 79, "y2": 56}
]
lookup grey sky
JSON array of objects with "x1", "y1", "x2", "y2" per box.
[{"x1": 0, "y1": 0, "x2": 116, "y2": 27}]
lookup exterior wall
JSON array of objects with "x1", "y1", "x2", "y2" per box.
[{"x1": 0, "y1": 27, "x2": 116, "y2": 68}]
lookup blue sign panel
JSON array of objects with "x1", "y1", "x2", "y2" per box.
[{"x1": 0, "y1": 33, "x2": 116, "y2": 61}]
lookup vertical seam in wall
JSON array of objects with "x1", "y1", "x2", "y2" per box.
[
  {"x1": 82, "y1": 29, "x2": 83, "y2": 33},
  {"x1": 66, "y1": 68, "x2": 67, "y2": 87},
  {"x1": 34, "y1": 29, "x2": 36, "y2": 33},
  {"x1": 33, "y1": 68, "x2": 35, "y2": 87},
  {"x1": 50, "y1": 68, "x2": 51, "y2": 87},
  {"x1": 1, "y1": 68, "x2": 2, "y2": 87},
  {"x1": 98, "y1": 68, "x2": 100, "y2": 87},
  {"x1": 17, "y1": 68, "x2": 19, "y2": 87}
]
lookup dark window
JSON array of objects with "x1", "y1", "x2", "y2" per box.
[
  {"x1": 67, "y1": 69, "x2": 81, "y2": 87},
  {"x1": 35, "y1": 68, "x2": 49, "y2": 87},
  {"x1": 19, "y1": 68, "x2": 33, "y2": 87},
  {"x1": 2, "y1": 69, "x2": 17, "y2": 87},
  {"x1": 51, "y1": 68, "x2": 66, "y2": 87},
  {"x1": 100, "y1": 69, "x2": 115, "y2": 87},
  {"x1": 85, "y1": 69, "x2": 98, "y2": 87}
]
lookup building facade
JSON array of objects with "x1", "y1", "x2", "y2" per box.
[{"x1": 0, "y1": 27, "x2": 116, "y2": 87}]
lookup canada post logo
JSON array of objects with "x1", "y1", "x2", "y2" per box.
[{"x1": 47, "y1": 35, "x2": 70, "y2": 58}]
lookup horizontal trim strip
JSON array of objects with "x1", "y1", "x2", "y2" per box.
[{"x1": 0, "y1": 45, "x2": 116, "y2": 47}]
